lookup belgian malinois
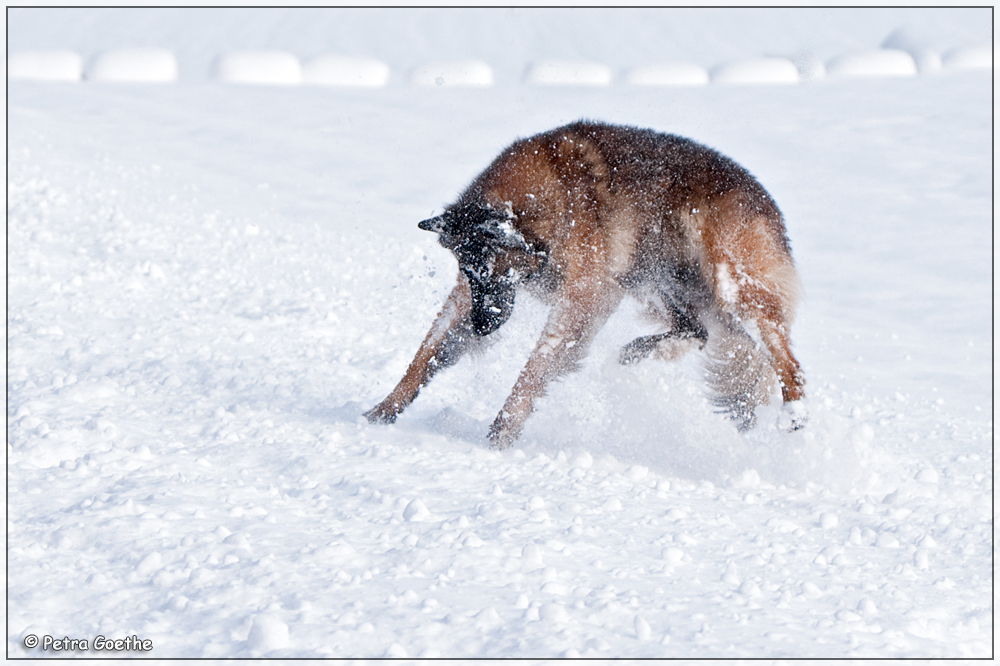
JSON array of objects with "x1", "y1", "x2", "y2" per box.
[{"x1": 366, "y1": 121, "x2": 805, "y2": 448}]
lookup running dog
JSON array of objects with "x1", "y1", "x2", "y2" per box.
[{"x1": 365, "y1": 120, "x2": 805, "y2": 449}]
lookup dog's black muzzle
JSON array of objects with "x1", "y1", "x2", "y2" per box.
[
  {"x1": 462, "y1": 266, "x2": 515, "y2": 337},
  {"x1": 418, "y1": 215, "x2": 446, "y2": 233}
]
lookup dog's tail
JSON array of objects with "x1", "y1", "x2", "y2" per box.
[{"x1": 702, "y1": 320, "x2": 777, "y2": 431}]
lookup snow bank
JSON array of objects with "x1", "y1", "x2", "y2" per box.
[
  {"x1": 826, "y1": 49, "x2": 917, "y2": 79},
  {"x1": 211, "y1": 50, "x2": 302, "y2": 85},
  {"x1": 7, "y1": 49, "x2": 82, "y2": 81},
  {"x1": 525, "y1": 60, "x2": 612, "y2": 86},
  {"x1": 84, "y1": 48, "x2": 178, "y2": 83},
  {"x1": 302, "y1": 54, "x2": 390, "y2": 87},
  {"x1": 7, "y1": 7, "x2": 991, "y2": 86},
  {"x1": 409, "y1": 60, "x2": 493, "y2": 87},
  {"x1": 942, "y1": 45, "x2": 991, "y2": 71},
  {"x1": 624, "y1": 62, "x2": 708, "y2": 86},
  {"x1": 710, "y1": 57, "x2": 799, "y2": 85}
]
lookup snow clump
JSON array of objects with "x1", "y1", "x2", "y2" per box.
[
  {"x1": 85, "y1": 48, "x2": 178, "y2": 82},
  {"x1": 402, "y1": 498, "x2": 430, "y2": 522},
  {"x1": 826, "y1": 49, "x2": 917, "y2": 78},
  {"x1": 246, "y1": 615, "x2": 290, "y2": 653},
  {"x1": 8, "y1": 50, "x2": 82, "y2": 81}
]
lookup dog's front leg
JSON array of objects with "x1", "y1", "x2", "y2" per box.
[
  {"x1": 488, "y1": 285, "x2": 621, "y2": 449},
  {"x1": 365, "y1": 275, "x2": 475, "y2": 424}
]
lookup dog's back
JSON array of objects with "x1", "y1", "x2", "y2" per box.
[{"x1": 468, "y1": 120, "x2": 800, "y2": 334}]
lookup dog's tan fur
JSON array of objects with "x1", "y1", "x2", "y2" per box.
[{"x1": 366, "y1": 121, "x2": 805, "y2": 448}]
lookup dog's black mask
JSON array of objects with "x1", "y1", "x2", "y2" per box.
[{"x1": 419, "y1": 202, "x2": 525, "y2": 337}]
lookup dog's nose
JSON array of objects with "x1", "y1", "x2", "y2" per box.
[{"x1": 418, "y1": 215, "x2": 446, "y2": 233}]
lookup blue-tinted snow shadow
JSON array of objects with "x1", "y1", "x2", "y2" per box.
[
  {"x1": 420, "y1": 407, "x2": 491, "y2": 444},
  {"x1": 324, "y1": 378, "x2": 879, "y2": 494},
  {"x1": 508, "y1": 353, "x2": 874, "y2": 491},
  {"x1": 320, "y1": 399, "x2": 492, "y2": 449}
]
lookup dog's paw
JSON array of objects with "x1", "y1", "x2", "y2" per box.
[
  {"x1": 364, "y1": 403, "x2": 399, "y2": 425},
  {"x1": 778, "y1": 400, "x2": 808, "y2": 432},
  {"x1": 487, "y1": 417, "x2": 518, "y2": 450},
  {"x1": 733, "y1": 409, "x2": 757, "y2": 433}
]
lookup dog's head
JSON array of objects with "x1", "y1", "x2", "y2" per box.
[{"x1": 419, "y1": 200, "x2": 539, "y2": 337}]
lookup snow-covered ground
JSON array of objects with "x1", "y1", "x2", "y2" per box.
[{"x1": 6, "y1": 8, "x2": 993, "y2": 659}]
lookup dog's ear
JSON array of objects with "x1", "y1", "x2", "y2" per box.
[{"x1": 418, "y1": 215, "x2": 448, "y2": 233}]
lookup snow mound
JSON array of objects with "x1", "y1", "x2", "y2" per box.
[
  {"x1": 710, "y1": 57, "x2": 799, "y2": 85},
  {"x1": 826, "y1": 49, "x2": 917, "y2": 79},
  {"x1": 525, "y1": 60, "x2": 612, "y2": 86},
  {"x1": 942, "y1": 45, "x2": 991, "y2": 71},
  {"x1": 881, "y1": 27, "x2": 941, "y2": 74},
  {"x1": 85, "y1": 48, "x2": 178, "y2": 83},
  {"x1": 402, "y1": 498, "x2": 431, "y2": 522},
  {"x1": 409, "y1": 59, "x2": 493, "y2": 87},
  {"x1": 211, "y1": 50, "x2": 302, "y2": 85},
  {"x1": 302, "y1": 54, "x2": 390, "y2": 87},
  {"x1": 246, "y1": 615, "x2": 290, "y2": 653},
  {"x1": 625, "y1": 62, "x2": 708, "y2": 86},
  {"x1": 7, "y1": 50, "x2": 82, "y2": 81}
]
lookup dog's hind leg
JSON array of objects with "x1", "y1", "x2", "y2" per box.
[
  {"x1": 619, "y1": 330, "x2": 707, "y2": 365},
  {"x1": 619, "y1": 332, "x2": 673, "y2": 365},
  {"x1": 618, "y1": 303, "x2": 708, "y2": 365},
  {"x1": 619, "y1": 272, "x2": 710, "y2": 366},
  {"x1": 757, "y1": 316, "x2": 807, "y2": 430},
  {"x1": 365, "y1": 275, "x2": 477, "y2": 424},
  {"x1": 725, "y1": 274, "x2": 806, "y2": 430},
  {"x1": 757, "y1": 318, "x2": 805, "y2": 404}
]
